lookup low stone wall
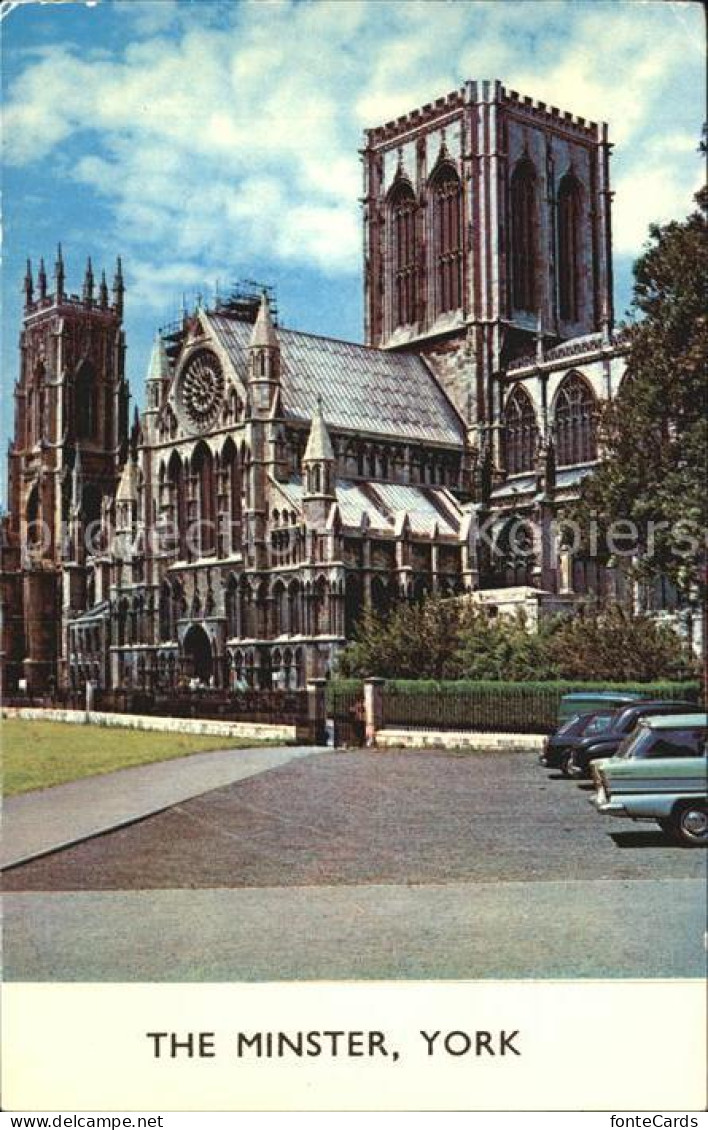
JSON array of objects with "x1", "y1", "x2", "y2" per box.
[
  {"x1": 1, "y1": 706, "x2": 296, "y2": 743},
  {"x1": 375, "y1": 728, "x2": 546, "y2": 751}
]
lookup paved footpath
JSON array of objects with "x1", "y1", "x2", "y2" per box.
[
  {"x1": 4, "y1": 877, "x2": 705, "y2": 981},
  {"x1": 1, "y1": 746, "x2": 325, "y2": 869}
]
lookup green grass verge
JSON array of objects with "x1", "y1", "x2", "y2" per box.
[{"x1": 1, "y1": 719, "x2": 275, "y2": 796}]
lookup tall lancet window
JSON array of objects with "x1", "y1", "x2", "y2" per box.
[
  {"x1": 504, "y1": 385, "x2": 539, "y2": 474},
  {"x1": 510, "y1": 158, "x2": 537, "y2": 312},
  {"x1": 388, "y1": 179, "x2": 417, "y2": 328},
  {"x1": 192, "y1": 442, "x2": 216, "y2": 556},
  {"x1": 558, "y1": 173, "x2": 583, "y2": 322},
  {"x1": 75, "y1": 360, "x2": 97, "y2": 440},
  {"x1": 431, "y1": 163, "x2": 463, "y2": 315},
  {"x1": 553, "y1": 373, "x2": 597, "y2": 465}
]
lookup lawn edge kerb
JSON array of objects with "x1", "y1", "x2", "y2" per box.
[{"x1": 1, "y1": 717, "x2": 279, "y2": 797}]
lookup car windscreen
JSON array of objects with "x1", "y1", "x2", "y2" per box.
[
  {"x1": 556, "y1": 715, "x2": 582, "y2": 736},
  {"x1": 639, "y1": 729, "x2": 708, "y2": 759},
  {"x1": 615, "y1": 729, "x2": 654, "y2": 760},
  {"x1": 579, "y1": 712, "x2": 615, "y2": 736}
]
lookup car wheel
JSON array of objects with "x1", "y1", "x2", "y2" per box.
[
  {"x1": 671, "y1": 803, "x2": 708, "y2": 847},
  {"x1": 559, "y1": 751, "x2": 573, "y2": 777},
  {"x1": 567, "y1": 752, "x2": 588, "y2": 780}
]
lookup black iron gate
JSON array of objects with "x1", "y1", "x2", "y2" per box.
[{"x1": 327, "y1": 683, "x2": 366, "y2": 747}]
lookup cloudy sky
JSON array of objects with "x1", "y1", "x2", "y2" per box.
[{"x1": 1, "y1": 0, "x2": 704, "y2": 489}]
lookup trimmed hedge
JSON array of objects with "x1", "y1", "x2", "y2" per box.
[
  {"x1": 327, "y1": 679, "x2": 703, "y2": 735},
  {"x1": 384, "y1": 679, "x2": 700, "y2": 698},
  {"x1": 329, "y1": 678, "x2": 701, "y2": 696}
]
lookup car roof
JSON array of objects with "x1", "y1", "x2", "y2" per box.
[
  {"x1": 638, "y1": 713, "x2": 708, "y2": 729},
  {"x1": 562, "y1": 692, "x2": 642, "y2": 702},
  {"x1": 620, "y1": 700, "x2": 697, "y2": 712}
]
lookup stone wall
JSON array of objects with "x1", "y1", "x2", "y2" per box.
[
  {"x1": 375, "y1": 728, "x2": 545, "y2": 751},
  {"x1": 1, "y1": 706, "x2": 296, "y2": 743}
]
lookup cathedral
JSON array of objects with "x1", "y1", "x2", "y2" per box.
[{"x1": 2, "y1": 78, "x2": 663, "y2": 694}]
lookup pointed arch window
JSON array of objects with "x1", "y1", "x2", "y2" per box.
[
  {"x1": 76, "y1": 361, "x2": 97, "y2": 440},
  {"x1": 431, "y1": 163, "x2": 463, "y2": 315},
  {"x1": 26, "y1": 482, "x2": 41, "y2": 546},
  {"x1": 510, "y1": 158, "x2": 537, "y2": 313},
  {"x1": 558, "y1": 174, "x2": 583, "y2": 322},
  {"x1": 553, "y1": 373, "x2": 597, "y2": 465},
  {"x1": 504, "y1": 386, "x2": 539, "y2": 474},
  {"x1": 193, "y1": 442, "x2": 216, "y2": 556},
  {"x1": 225, "y1": 574, "x2": 238, "y2": 638},
  {"x1": 221, "y1": 438, "x2": 241, "y2": 555},
  {"x1": 167, "y1": 451, "x2": 187, "y2": 558},
  {"x1": 159, "y1": 581, "x2": 172, "y2": 642},
  {"x1": 388, "y1": 179, "x2": 417, "y2": 328}
]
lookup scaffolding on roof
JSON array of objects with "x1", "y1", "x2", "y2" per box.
[{"x1": 158, "y1": 278, "x2": 277, "y2": 365}]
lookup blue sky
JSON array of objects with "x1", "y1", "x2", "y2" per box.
[{"x1": 1, "y1": 0, "x2": 705, "y2": 498}]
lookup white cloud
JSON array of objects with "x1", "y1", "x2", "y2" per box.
[
  {"x1": 613, "y1": 160, "x2": 704, "y2": 256},
  {"x1": 3, "y1": 0, "x2": 704, "y2": 312}
]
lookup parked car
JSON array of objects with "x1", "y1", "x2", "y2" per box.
[
  {"x1": 562, "y1": 700, "x2": 699, "y2": 778},
  {"x1": 591, "y1": 713, "x2": 708, "y2": 846},
  {"x1": 540, "y1": 710, "x2": 618, "y2": 774},
  {"x1": 557, "y1": 691, "x2": 643, "y2": 725}
]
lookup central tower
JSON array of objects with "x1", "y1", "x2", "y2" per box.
[{"x1": 362, "y1": 79, "x2": 614, "y2": 440}]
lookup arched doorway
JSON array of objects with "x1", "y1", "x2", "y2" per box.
[{"x1": 183, "y1": 624, "x2": 213, "y2": 683}]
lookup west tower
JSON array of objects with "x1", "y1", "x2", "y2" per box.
[{"x1": 1, "y1": 248, "x2": 130, "y2": 690}]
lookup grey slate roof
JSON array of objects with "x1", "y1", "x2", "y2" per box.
[
  {"x1": 490, "y1": 465, "x2": 596, "y2": 500},
  {"x1": 274, "y1": 476, "x2": 461, "y2": 537},
  {"x1": 204, "y1": 312, "x2": 464, "y2": 446},
  {"x1": 490, "y1": 474, "x2": 536, "y2": 499},
  {"x1": 555, "y1": 466, "x2": 596, "y2": 488}
]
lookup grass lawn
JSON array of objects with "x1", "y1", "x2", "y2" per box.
[{"x1": 1, "y1": 719, "x2": 275, "y2": 796}]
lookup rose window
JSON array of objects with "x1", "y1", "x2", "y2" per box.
[{"x1": 179, "y1": 350, "x2": 225, "y2": 431}]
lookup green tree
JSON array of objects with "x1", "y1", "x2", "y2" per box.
[
  {"x1": 337, "y1": 596, "x2": 468, "y2": 680},
  {"x1": 336, "y1": 596, "x2": 696, "y2": 683},
  {"x1": 569, "y1": 185, "x2": 707, "y2": 600},
  {"x1": 547, "y1": 606, "x2": 695, "y2": 683}
]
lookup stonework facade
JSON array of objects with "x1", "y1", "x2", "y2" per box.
[{"x1": 0, "y1": 81, "x2": 682, "y2": 694}]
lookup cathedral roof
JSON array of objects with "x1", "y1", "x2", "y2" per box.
[
  {"x1": 274, "y1": 476, "x2": 461, "y2": 537},
  {"x1": 205, "y1": 312, "x2": 464, "y2": 446}
]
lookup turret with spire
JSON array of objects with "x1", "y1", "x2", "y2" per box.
[
  {"x1": 37, "y1": 258, "x2": 47, "y2": 303},
  {"x1": 141, "y1": 331, "x2": 171, "y2": 444},
  {"x1": 146, "y1": 332, "x2": 171, "y2": 409},
  {"x1": 115, "y1": 444, "x2": 139, "y2": 557},
  {"x1": 247, "y1": 291, "x2": 281, "y2": 417},
  {"x1": 302, "y1": 396, "x2": 336, "y2": 529},
  {"x1": 83, "y1": 257, "x2": 94, "y2": 306},
  {"x1": 99, "y1": 269, "x2": 109, "y2": 309},
  {"x1": 23, "y1": 260, "x2": 34, "y2": 309},
  {"x1": 54, "y1": 243, "x2": 65, "y2": 303},
  {"x1": 112, "y1": 256, "x2": 124, "y2": 320}
]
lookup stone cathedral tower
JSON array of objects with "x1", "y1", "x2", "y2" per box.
[
  {"x1": 0, "y1": 248, "x2": 130, "y2": 690},
  {"x1": 362, "y1": 79, "x2": 614, "y2": 476}
]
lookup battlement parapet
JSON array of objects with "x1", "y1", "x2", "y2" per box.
[{"x1": 365, "y1": 79, "x2": 606, "y2": 148}]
